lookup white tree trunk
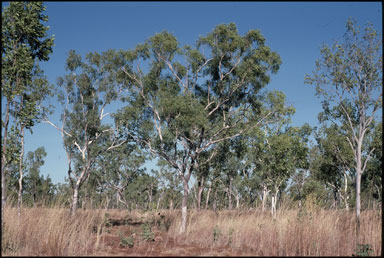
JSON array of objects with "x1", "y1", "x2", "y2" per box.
[
  {"x1": 17, "y1": 126, "x2": 25, "y2": 217},
  {"x1": 71, "y1": 183, "x2": 80, "y2": 216},
  {"x1": 262, "y1": 185, "x2": 269, "y2": 212},
  {"x1": 205, "y1": 185, "x2": 212, "y2": 210},
  {"x1": 180, "y1": 179, "x2": 189, "y2": 233},
  {"x1": 228, "y1": 178, "x2": 233, "y2": 210},
  {"x1": 271, "y1": 194, "x2": 277, "y2": 220},
  {"x1": 197, "y1": 177, "x2": 204, "y2": 211}
]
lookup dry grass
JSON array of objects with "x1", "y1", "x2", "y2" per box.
[
  {"x1": 2, "y1": 206, "x2": 381, "y2": 256},
  {"x1": 166, "y1": 208, "x2": 381, "y2": 256},
  {"x1": 1, "y1": 206, "x2": 106, "y2": 256}
]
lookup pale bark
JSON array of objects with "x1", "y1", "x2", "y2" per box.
[
  {"x1": 228, "y1": 178, "x2": 233, "y2": 210},
  {"x1": 71, "y1": 183, "x2": 80, "y2": 216},
  {"x1": 1, "y1": 101, "x2": 10, "y2": 226},
  {"x1": 235, "y1": 191, "x2": 240, "y2": 210},
  {"x1": 261, "y1": 185, "x2": 269, "y2": 212},
  {"x1": 197, "y1": 176, "x2": 204, "y2": 211},
  {"x1": 271, "y1": 193, "x2": 277, "y2": 220},
  {"x1": 17, "y1": 125, "x2": 25, "y2": 217},
  {"x1": 213, "y1": 188, "x2": 218, "y2": 212},
  {"x1": 180, "y1": 179, "x2": 189, "y2": 233},
  {"x1": 156, "y1": 189, "x2": 165, "y2": 210},
  {"x1": 205, "y1": 185, "x2": 212, "y2": 210}
]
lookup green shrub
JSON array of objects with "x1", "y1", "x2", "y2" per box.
[
  {"x1": 213, "y1": 225, "x2": 221, "y2": 243},
  {"x1": 141, "y1": 221, "x2": 155, "y2": 242},
  {"x1": 353, "y1": 244, "x2": 374, "y2": 257}
]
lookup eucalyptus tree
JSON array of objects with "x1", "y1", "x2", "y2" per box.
[
  {"x1": 115, "y1": 23, "x2": 291, "y2": 232},
  {"x1": 312, "y1": 124, "x2": 354, "y2": 210},
  {"x1": 2, "y1": 2, "x2": 54, "y2": 219},
  {"x1": 23, "y1": 147, "x2": 47, "y2": 207},
  {"x1": 95, "y1": 138, "x2": 146, "y2": 209},
  {"x1": 305, "y1": 18, "x2": 382, "y2": 227},
  {"x1": 152, "y1": 161, "x2": 183, "y2": 210},
  {"x1": 361, "y1": 121, "x2": 382, "y2": 206},
  {"x1": 45, "y1": 50, "x2": 126, "y2": 215},
  {"x1": 252, "y1": 121, "x2": 310, "y2": 219},
  {"x1": 210, "y1": 136, "x2": 248, "y2": 210}
]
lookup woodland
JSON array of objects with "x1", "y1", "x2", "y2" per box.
[{"x1": 1, "y1": 2, "x2": 382, "y2": 256}]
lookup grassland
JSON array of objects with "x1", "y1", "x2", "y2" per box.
[{"x1": 2, "y1": 206, "x2": 381, "y2": 256}]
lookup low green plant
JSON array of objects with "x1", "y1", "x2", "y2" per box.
[
  {"x1": 104, "y1": 213, "x2": 112, "y2": 227},
  {"x1": 213, "y1": 225, "x2": 221, "y2": 243},
  {"x1": 228, "y1": 227, "x2": 234, "y2": 246},
  {"x1": 141, "y1": 221, "x2": 155, "y2": 242},
  {"x1": 120, "y1": 235, "x2": 135, "y2": 248},
  {"x1": 352, "y1": 244, "x2": 374, "y2": 257},
  {"x1": 156, "y1": 214, "x2": 171, "y2": 232},
  {"x1": 118, "y1": 230, "x2": 135, "y2": 248}
]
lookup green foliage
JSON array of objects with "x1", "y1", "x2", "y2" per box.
[
  {"x1": 115, "y1": 23, "x2": 286, "y2": 186},
  {"x1": 2, "y1": 2, "x2": 54, "y2": 197},
  {"x1": 227, "y1": 227, "x2": 234, "y2": 246},
  {"x1": 141, "y1": 220, "x2": 155, "y2": 241},
  {"x1": 353, "y1": 244, "x2": 374, "y2": 257},
  {"x1": 103, "y1": 213, "x2": 112, "y2": 227},
  {"x1": 119, "y1": 232, "x2": 135, "y2": 248},
  {"x1": 2, "y1": 1, "x2": 54, "y2": 100},
  {"x1": 311, "y1": 124, "x2": 354, "y2": 206},
  {"x1": 213, "y1": 225, "x2": 221, "y2": 242}
]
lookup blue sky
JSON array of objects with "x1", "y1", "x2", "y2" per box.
[{"x1": 3, "y1": 2, "x2": 382, "y2": 184}]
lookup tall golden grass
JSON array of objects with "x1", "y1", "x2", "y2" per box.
[
  {"x1": 2, "y1": 206, "x2": 105, "y2": 256},
  {"x1": 165, "y1": 208, "x2": 381, "y2": 256},
  {"x1": 2, "y1": 205, "x2": 381, "y2": 256}
]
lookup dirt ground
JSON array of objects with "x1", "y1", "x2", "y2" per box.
[{"x1": 90, "y1": 212, "x2": 254, "y2": 256}]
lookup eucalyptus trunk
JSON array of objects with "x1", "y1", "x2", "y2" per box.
[
  {"x1": 355, "y1": 135, "x2": 363, "y2": 235},
  {"x1": 205, "y1": 185, "x2": 212, "y2": 210},
  {"x1": 235, "y1": 191, "x2": 240, "y2": 210},
  {"x1": 197, "y1": 177, "x2": 204, "y2": 211},
  {"x1": 71, "y1": 183, "x2": 80, "y2": 216},
  {"x1": 261, "y1": 185, "x2": 269, "y2": 212},
  {"x1": 180, "y1": 179, "x2": 189, "y2": 233},
  {"x1": 1, "y1": 101, "x2": 10, "y2": 226},
  {"x1": 271, "y1": 193, "x2": 277, "y2": 220},
  {"x1": 228, "y1": 179, "x2": 233, "y2": 210},
  {"x1": 17, "y1": 125, "x2": 25, "y2": 217}
]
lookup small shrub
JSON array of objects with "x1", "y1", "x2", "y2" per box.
[
  {"x1": 118, "y1": 230, "x2": 135, "y2": 248},
  {"x1": 228, "y1": 228, "x2": 234, "y2": 246},
  {"x1": 141, "y1": 221, "x2": 155, "y2": 242},
  {"x1": 120, "y1": 235, "x2": 135, "y2": 248},
  {"x1": 104, "y1": 213, "x2": 112, "y2": 227},
  {"x1": 213, "y1": 225, "x2": 221, "y2": 243},
  {"x1": 156, "y1": 214, "x2": 171, "y2": 232},
  {"x1": 353, "y1": 244, "x2": 374, "y2": 257}
]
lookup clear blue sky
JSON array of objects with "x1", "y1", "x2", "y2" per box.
[{"x1": 3, "y1": 2, "x2": 382, "y2": 184}]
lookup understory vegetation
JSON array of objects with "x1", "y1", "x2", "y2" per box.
[
  {"x1": 1, "y1": 2, "x2": 382, "y2": 256},
  {"x1": 2, "y1": 205, "x2": 381, "y2": 256}
]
